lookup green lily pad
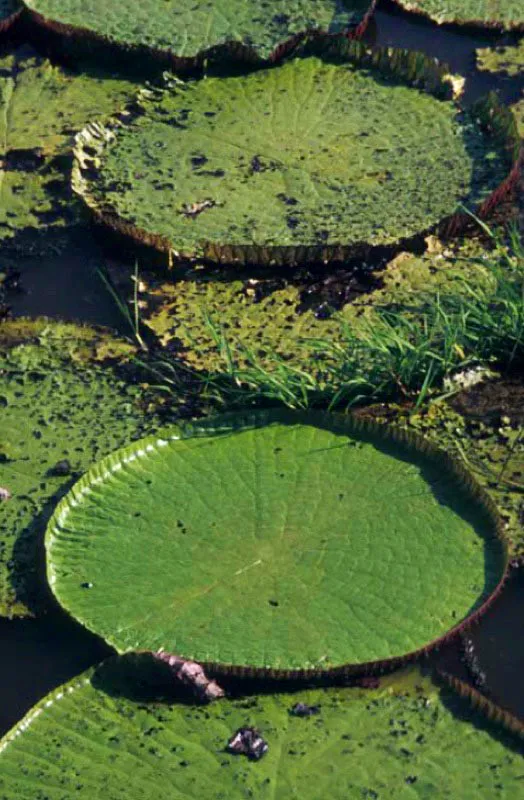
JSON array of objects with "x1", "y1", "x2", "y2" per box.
[
  {"x1": 0, "y1": 50, "x2": 138, "y2": 246},
  {"x1": 47, "y1": 409, "x2": 506, "y2": 674},
  {"x1": 1, "y1": 657, "x2": 523, "y2": 799},
  {"x1": 476, "y1": 40, "x2": 524, "y2": 76},
  {"x1": 393, "y1": 0, "x2": 524, "y2": 31},
  {"x1": 0, "y1": 320, "x2": 160, "y2": 619},
  {"x1": 73, "y1": 49, "x2": 516, "y2": 267},
  {"x1": 22, "y1": 0, "x2": 375, "y2": 64}
]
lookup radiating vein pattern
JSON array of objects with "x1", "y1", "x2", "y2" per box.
[
  {"x1": 79, "y1": 56, "x2": 509, "y2": 264},
  {"x1": 46, "y1": 411, "x2": 504, "y2": 672}
]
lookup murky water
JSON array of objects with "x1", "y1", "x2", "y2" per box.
[{"x1": 1, "y1": 4, "x2": 523, "y2": 737}]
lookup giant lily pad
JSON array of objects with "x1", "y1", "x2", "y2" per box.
[
  {"x1": 73, "y1": 47, "x2": 520, "y2": 267},
  {"x1": 392, "y1": 0, "x2": 524, "y2": 31},
  {"x1": 0, "y1": 320, "x2": 160, "y2": 618},
  {"x1": 0, "y1": 657, "x2": 523, "y2": 799},
  {"x1": 47, "y1": 410, "x2": 507, "y2": 675},
  {"x1": 22, "y1": 0, "x2": 376, "y2": 66},
  {"x1": 0, "y1": 50, "x2": 138, "y2": 246}
]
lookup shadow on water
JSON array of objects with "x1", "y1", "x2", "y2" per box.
[
  {"x1": 436, "y1": 569, "x2": 524, "y2": 721},
  {"x1": 0, "y1": 613, "x2": 112, "y2": 738},
  {"x1": 369, "y1": 5, "x2": 524, "y2": 105}
]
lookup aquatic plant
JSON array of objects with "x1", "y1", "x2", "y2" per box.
[
  {"x1": 0, "y1": 319, "x2": 161, "y2": 618},
  {"x1": 476, "y1": 39, "x2": 524, "y2": 77},
  {"x1": 392, "y1": 0, "x2": 524, "y2": 31},
  {"x1": 46, "y1": 409, "x2": 507, "y2": 675},
  {"x1": 0, "y1": 657, "x2": 523, "y2": 798},
  {"x1": 140, "y1": 227, "x2": 524, "y2": 411},
  {"x1": 22, "y1": 0, "x2": 376, "y2": 66},
  {"x1": 0, "y1": 50, "x2": 138, "y2": 247},
  {"x1": 73, "y1": 43, "x2": 520, "y2": 267}
]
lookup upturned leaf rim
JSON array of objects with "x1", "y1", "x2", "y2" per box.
[{"x1": 45, "y1": 408, "x2": 510, "y2": 679}]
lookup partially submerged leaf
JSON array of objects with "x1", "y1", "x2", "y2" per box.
[
  {"x1": 0, "y1": 50, "x2": 138, "y2": 246},
  {"x1": 393, "y1": 0, "x2": 524, "y2": 31},
  {"x1": 0, "y1": 320, "x2": 159, "y2": 618},
  {"x1": 23, "y1": 0, "x2": 376, "y2": 64},
  {"x1": 73, "y1": 49, "x2": 518, "y2": 266},
  {"x1": 0, "y1": 657, "x2": 522, "y2": 798},
  {"x1": 47, "y1": 410, "x2": 507, "y2": 674},
  {"x1": 476, "y1": 39, "x2": 524, "y2": 76},
  {"x1": 133, "y1": 243, "x2": 490, "y2": 372}
]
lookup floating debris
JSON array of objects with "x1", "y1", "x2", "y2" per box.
[
  {"x1": 226, "y1": 727, "x2": 268, "y2": 760},
  {"x1": 180, "y1": 200, "x2": 216, "y2": 218},
  {"x1": 49, "y1": 459, "x2": 72, "y2": 476},
  {"x1": 289, "y1": 702, "x2": 321, "y2": 717},
  {"x1": 461, "y1": 636, "x2": 488, "y2": 692},
  {"x1": 154, "y1": 651, "x2": 224, "y2": 702},
  {"x1": 0, "y1": 486, "x2": 11, "y2": 501}
]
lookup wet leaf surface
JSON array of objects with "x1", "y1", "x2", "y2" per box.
[
  {"x1": 47, "y1": 410, "x2": 505, "y2": 673},
  {"x1": 0, "y1": 658, "x2": 523, "y2": 799}
]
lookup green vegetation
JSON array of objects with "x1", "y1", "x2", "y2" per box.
[
  {"x1": 1, "y1": 658, "x2": 523, "y2": 799},
  {"x1": 23, "y1": 0, "x2": 374, "y2": 62},
  {"x1": 0, "y1": 50, "x2": 138, "y2": 246},
  {"x1": 47, "y1": 409, "x2": 505, "y2": 673},
  {"x1": 74, "y1": 51, "x2": 513, "y2": 266},
  {"x1": 0, "y1": 320, "x2": 160, "y2": 618},
  {"x1": 143, "y1": 228, "x2": 524, "y2": 411},
  {"x1": 477, "y1": 39, "x2": 524, "y2": 76},
  {"x1": 394, "y1": 0, "x2": 524, "y2": 30}
]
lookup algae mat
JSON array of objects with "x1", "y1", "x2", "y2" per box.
[
  {"x1": 23, "y1": 0, "x2": 375, "y2": 63},
  {"x1": 47, "y1": 410, "x2": 506, "y2": 675},
  {"x1": 74, "y1": 55, "x2": 513, "y2": 266},
  {"x1": 0, "y1": 320, "x2": 159, "y2": 618},
  {"x1": 1, "y1": 657, "x2": 523, "y2": 799},
  {"x1": 393, "y1": 1, "x2": 524, "y2": 30}
]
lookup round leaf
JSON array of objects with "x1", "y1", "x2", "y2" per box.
[
  {"x1": 22, "y1": 0, "x2": 375, "y2": 62},
  {"x1": 0, "y1": 657, "x2": 522, "y2": 798},
  {"x1": 46, "y1": 410, "x2": 506, "y2": 674},
  {"x1": 73, "y1": 53, "x2": 514, "y2": 266}
]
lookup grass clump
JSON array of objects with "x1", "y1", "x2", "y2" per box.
[{"x1": 136, "y1": 225, "x2": 524, "y2": 413}]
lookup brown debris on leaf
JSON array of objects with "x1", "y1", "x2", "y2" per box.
[
  {"x1": 227, "y1": 726, "x2": 269, "y2": 760},
  {"x1": 180, "y1": 200, "x2": 216, "y2": 218},
  {"x1": 154, "y1": 650, "x2": 224, "y2": 702}
]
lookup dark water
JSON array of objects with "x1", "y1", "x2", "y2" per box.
[{"x1": 1, "y1": 4, "x2": 523, "y2": 737}]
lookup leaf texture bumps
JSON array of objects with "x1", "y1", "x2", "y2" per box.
[
  {"x1": 22, "y1": 0, "x2": 375, "y2": 62},
  {"x1": 1, "y1": 658, "x2": 523, "y2": 799},
  {"x1": 73, "y1": 54, "x2": 512, "y2": 266},
  {"x1": 46, "y1": 410, "x2": 506, "y2": 674}
]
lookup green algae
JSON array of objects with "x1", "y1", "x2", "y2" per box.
[
  {"x1": 0, "y1": 320, "x2": 160, "y2": 618},
  {"x1": 476, "y1": 40, "x2": 524, "y2": 76},
  {"x1": 131, "y1": 241, "x2": 494, "y2": 372}
]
